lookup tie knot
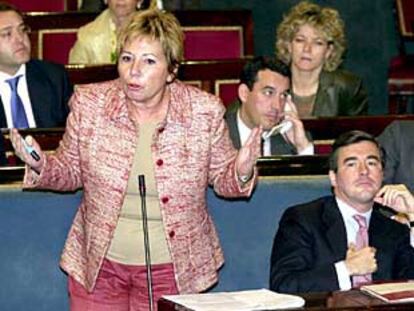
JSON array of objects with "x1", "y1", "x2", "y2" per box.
[
  {"x1": 353, "y1": 214, "x2": 367, "y2": 229},
  {"x1": 6, "y1": 75, "x2": 22, "y2": 91}
]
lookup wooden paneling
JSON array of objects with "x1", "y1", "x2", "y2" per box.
[
  {"x1": 65, "y1": 59, "x2": 248, "y2": 103},
  {"x1": 24, "y1": 10, "x2": 254, "y2": 64},
  {"x1": 8, "y1": 0, "x2": 78, "y2": 12}
]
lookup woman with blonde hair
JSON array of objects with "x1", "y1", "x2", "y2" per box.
[
  {"x1": 11, "y1": 9, "x2": 260, "y2": 311},
  {"x1": 69, "y1": 0, "x2": 157, "y2": 64},
  {"x1": 276, "y1": 1, "x2": 368, "y2": 117}
]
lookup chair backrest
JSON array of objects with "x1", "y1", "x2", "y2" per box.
[
  {"x1": 177, "y1": 59, "x2": 247, "y2": 106},
  {"x1": 183, "y1": 26, "x2": 243, "y2": 60},
  {"x1": 395, "y1": 0, "x2": 414, "y2": 54},
  {"x1": 37, "y1": 30, "x2": 78, "y2": 65},
  {"x1": 64, "y1": 59, "x2": 248, "y2": 106},
  {"x1": 215, "y1": 80, "x2": 240, "y2": 106},
  {"x1": 8, "y1": 0, "x2": 78, "y2": 12},
  {"x1": 25, "y1": 10, "x2": 253, "y2": 64},
  {"x1": 25, "y1": 12, "x2": 97, "y2": 64},
  {"x1": 178, "y1": 10, "x2": 253, "y2": 61},
  {"x1": 396, "y1": 0, "x2": 414, "y2": 38}
]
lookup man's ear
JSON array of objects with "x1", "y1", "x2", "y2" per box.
[
  {"x1": 238, "y1": 84, "x2": 250, "y2": 103},
  {"x1": 328, "y1": 170, "x2": 337, "y2": 188}
]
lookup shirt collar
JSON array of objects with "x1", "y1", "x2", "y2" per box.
[
  {"x1": 336, "y1": 197, "x2": 373, "y2": 225},
  {"x1": 0, "y1": 64, "x2": 26, "y2": 82}
]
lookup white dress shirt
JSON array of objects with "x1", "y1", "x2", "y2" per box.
[
  {"x1": 0, "y1": 64, "x2": 36, "y2": 128},
  {"x1": 334, "y1": 197, "x2": 414, "y2": 290},
  {"x1": 334, "y1": 198, "x2": 372, "y2": 290}
]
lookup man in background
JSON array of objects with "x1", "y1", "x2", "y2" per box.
[
  {"x1": 0, "y1": 2, "x2": 72, "y2": 129},
  {"x1": 225, "y1": 56, "x2": 313, "y2": 156},
  {"x1": 270, "y1": 130, "x2": 414, "y2": 293},
  {"x1": 377, "y1": 120, "x2": 414, "y2": 192}
]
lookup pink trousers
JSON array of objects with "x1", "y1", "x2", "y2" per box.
[{"x1": 68, "y1": 259, "x2": 178, "y2": 311}]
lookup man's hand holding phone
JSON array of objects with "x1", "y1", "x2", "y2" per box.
[{"x1": 281, "y1": 94, "x2": 313, "y2": 154}]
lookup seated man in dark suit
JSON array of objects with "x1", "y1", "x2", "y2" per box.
[
  {"x1": 270, "y1": 130, "x2": 414, "y2": 293},
  {"x1": 377, "y1": 120, "x2": 414, "y2": 192},
  {"x1": 0, "y1": 131, "x2": 6, "y2": 165},
  {"x1": 225, "y1": 56, "x2": 313, "y2": 156},
  {"x1": 0, "y1": 2, "x2": 73, "y2": 129}
]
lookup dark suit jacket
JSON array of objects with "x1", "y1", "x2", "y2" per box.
[
  {"x1": 0, "y1": 59, "x2": 73, "y2": 128},
  {"x1": 80, "y1": 0, "x2": 105, "y2": 12},
  {"x1": 310, "y1": 70, "x2": 368, "y2": 117},
  {"x1": 225, "y1": 101, "x2": 297, "y2": 155},
  {"x1": 270, "y1": 196, "x2": 414, "y2": 293},
  {"x1": 0, "y1": 132, "x2": 6, "y2": 165},
  {"x1": 377, "y1": 120, "x2": 414, "y2": 192}
]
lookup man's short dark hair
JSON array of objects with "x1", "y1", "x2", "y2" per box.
[
  {"x1": 0, "y1": 2, "x2": 23, "y2": 18},
  {"x1": 329, "y1": 130, "x2": 385, "y2": 172},
  {"x1": 239, "y1": 56, "x2": 291, "y2": 90}
]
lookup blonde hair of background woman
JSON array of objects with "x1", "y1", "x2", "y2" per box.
[{"x1": 275, "y1": 1, "x2": 346, "y2": 72}]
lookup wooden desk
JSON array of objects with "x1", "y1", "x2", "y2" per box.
[
  {"x1": 303, "y1": 114, "x2": 414, "y2": 140},
  {"x1": 0, "y1": 156, "x2": 329, "y2": 184},
  {"x1": 158, "y1": 290, "x2": 414, "y2": 310}
]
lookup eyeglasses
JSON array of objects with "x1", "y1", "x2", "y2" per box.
[{"x1": 0, "y1": 24, "x2": 31, "y2": 42}]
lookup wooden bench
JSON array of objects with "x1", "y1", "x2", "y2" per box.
[
  {"x1": 65, "y1": 59, "x2": 248, "y2": 106},
  {"x1": 303, "y1": 114, "x2": 414, "y2": 139},
  {"x1": 304, "y1": 114, "x2": 414, "y2": 153},
  {"x1": 8, "y1": 0, "x2": 79, "y2": 12},
  {"x1": 24, "y1": 10, "x2": 254, "y2": 64}
]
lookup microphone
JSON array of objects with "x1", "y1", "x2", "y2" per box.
[
  {"x1": 138, "y1": 175, "x2": 154, "y2": 311},
  {"x1": 139, "y1": 175, "x2": 146, "y2": 197}
]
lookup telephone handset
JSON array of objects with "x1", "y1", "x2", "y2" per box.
[{"x1": 262, "y1": 104, "x2": 293, "y2": 139}]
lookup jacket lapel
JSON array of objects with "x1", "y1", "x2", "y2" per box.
[
  {"x1": 322, "y1": 197, "x2": 348, "y2": 261},
  {"x1": 26, "y1": 61, "x2": 49, "y2": 127},
  {"x1": 270, "y1": 134, "x2": 296, "y2": 155},
  {"x1": 313, "y1": 71, "x2": 338, "y2": 116},
  {"x1": 224, "y1": 102, "x2": 242, "y2": 149},
  {"x1": 0, "y1": 97, "x2": 6, "y2": 128},
  {"x1": 369, "y1": 205, "x2": 391, "y2": 279},
  {"x1": 225, "y1": 108, "x2": 242, "y2": 149}
]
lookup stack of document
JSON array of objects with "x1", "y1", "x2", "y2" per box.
[
  {"x1": 361, "y1": 281, "x2": 414, "y2": 303},
  {"x1": 162, "y1": 288, "x2": 305, "y2": 311}
]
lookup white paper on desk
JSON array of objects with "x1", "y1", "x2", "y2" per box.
[{"x1": 162, "y1": 288, "x2": 305, "y2": 311}]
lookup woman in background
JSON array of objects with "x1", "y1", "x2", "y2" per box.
[
  {"x1": 69, "y1": 0, "x2": 156, "y2": 64},
  {"x1": 276, "y1": 1, "x2": 368, "y2": 117}
]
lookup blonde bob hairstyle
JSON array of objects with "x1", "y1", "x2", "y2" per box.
[
  {"x1": 275, "y1": 1, "x2": 346, "y2": 72},
  {"x1": 117, "y1": 9, "x2": 184, "y2": 73}
]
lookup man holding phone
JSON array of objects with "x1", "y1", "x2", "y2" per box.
[{"x1": 225, "y1": 56, "x2": 313, "y2": 156}]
